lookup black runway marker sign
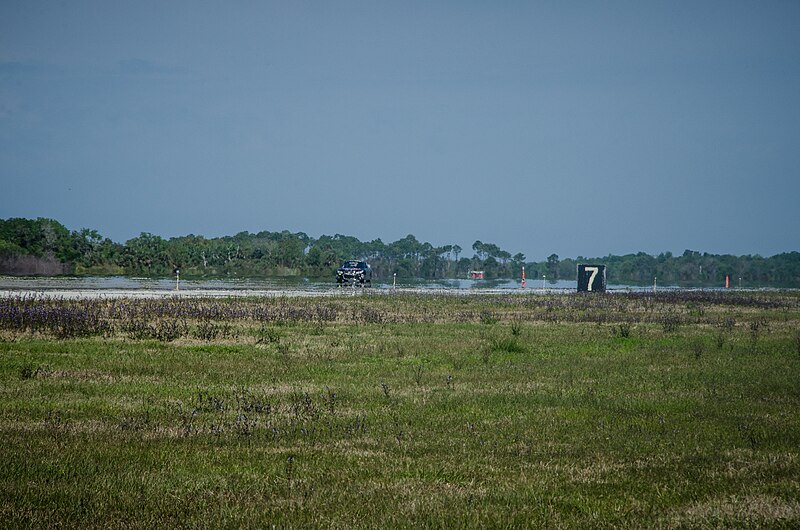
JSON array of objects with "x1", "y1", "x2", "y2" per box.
[{"x1": 577, "y1": 264, "x2": 606, "y2": 292}]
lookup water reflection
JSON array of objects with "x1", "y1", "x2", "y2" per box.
[
  {"x1": 0, "y1": 275, "x2": 754, "y2": 293},
  {"x1": 0, "y1": 275, "x2": 576, "y2": 292}
]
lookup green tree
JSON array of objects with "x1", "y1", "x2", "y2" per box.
[
  {"x1": 123, "y1": 233, "x2": 169, "y2": 274},
  {"x1": 472, "y1": 241, "x2": 486, "y2": 261},
  {"x1": 546, "y1": 254, "x2": 560, "y2": 280}
]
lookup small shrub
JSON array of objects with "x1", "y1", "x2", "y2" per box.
[
  {"x1": 613, "y1": 323, "x2": 632, "y2": 339},
  {"x1": 235, "y1": 389, "x2": 272, "y2": 415},
  {"x1": 480, "y1": 311, "x2": 499, "y2": 325},
  {"x1": 691, "y1": 339, "x2": 705, "y2": 360},
  {"x1": 289, "y1": 392, "x2": 318, "y2": 421},
  {"x1": 749, "y1": 319, "x2": 769, "y2": 349},
  {"x1": 154, "y1": 319, "x2": 184, "y2": 342},
  {"x1": 256, "y1": 325, "x2": 282, "y2": 344},
  {"x1": 490, "y1": 336, "x2": 526, "y2": 354},
  {"x1": 322, "y1": 388, "x2": 337, "y2": 415},
  {"x1": 343, "y1": 414, "x2": 367, "y2": 438},
  {"x1": 687, "y1": 303, "x2": 705, "y2": 317},
  {"x1": 233, "y1": 414, "x2": 256, "y2": 438},
  {"x1": 123, "y1": 318, "x2": 153, "y2": 340},
  {"x1": 360, "y1": 307, "x2": 385, "y2": 324},
  {"x1": 20, "y1": 363, "x2": 40, "y2": 379},
  {"x1": 412, "y1": 364, "x2": 424, "y2": 385},
  {"x1": 662, "y1": 314, "x2": 682, "y2": 333},
  {"x1": 194, "y1": 320, "x2": 220, "y2": 341},
  {"x1": 218, "y1": 323, "x2": 237, "y2": 339}
]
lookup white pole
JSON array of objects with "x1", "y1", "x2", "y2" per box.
[
  {"x1": 653, "y1": 276, "x2": 657, "y2": 293},
  {"x1": 176, "y1": 270, "x2": 180, "y2": 291}
]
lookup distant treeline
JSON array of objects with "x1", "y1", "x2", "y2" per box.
[{"x1": 1, "y1": 217, "x2": 799, "y2": 286}]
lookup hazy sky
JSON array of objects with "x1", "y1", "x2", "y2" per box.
[{"x1": 2, "y1": 1, "x2": 799, "y2": 260}]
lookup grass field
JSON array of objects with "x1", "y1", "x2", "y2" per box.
[{"x1": 1, "y1": 291, "x2": 799, "y2": 528}]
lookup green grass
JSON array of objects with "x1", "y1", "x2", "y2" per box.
[{"x1": 1, "y1": 292, "x2": 799, "y2": 527}]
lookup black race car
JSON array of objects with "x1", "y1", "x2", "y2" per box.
[{"x1": 336, "y1": 260, "x2": 372, "y2": 286}]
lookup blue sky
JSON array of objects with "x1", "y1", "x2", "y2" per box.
[{"x1": 1, "y1": 1, "x2": 799, "y2": 260}]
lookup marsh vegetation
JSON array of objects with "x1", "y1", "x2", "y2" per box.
[{"x1": 1, "y1": 291, "x2": 799, "y2": 527}]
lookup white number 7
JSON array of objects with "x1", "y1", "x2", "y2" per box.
[{"x1": 585, "y1": 267, "x2": 599, "y2": 291}]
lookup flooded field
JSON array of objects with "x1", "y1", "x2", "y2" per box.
[
  {"x1": 0, "y1": 275, "x2": 767, "y2": 299},
  {"x1": 0, "y1": 275, "x2": 583, "y2": 298}
]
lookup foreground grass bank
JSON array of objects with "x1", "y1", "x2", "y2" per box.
[{"x1": 1, "y1": 291, "x2": 799, "y2": 528}]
